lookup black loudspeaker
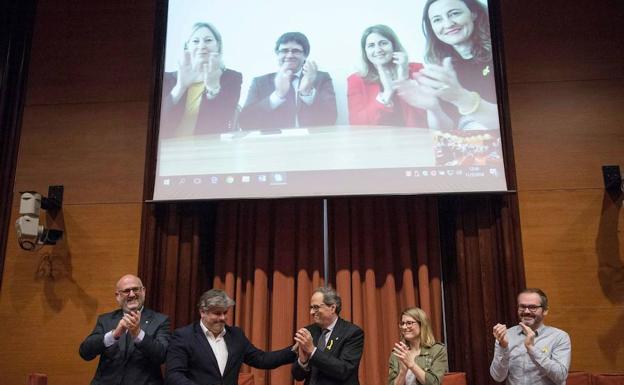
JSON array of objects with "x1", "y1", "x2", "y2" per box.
[{"x1": 602, "y1": 165, "x2": 622, "y2": 190}]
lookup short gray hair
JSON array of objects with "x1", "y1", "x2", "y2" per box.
[
  {"x1": 313, "y1": 286, "x2": 342, "y2": 314},
  {"x1": 197, "y1": 289, "x2": 235, "y2": 310}
]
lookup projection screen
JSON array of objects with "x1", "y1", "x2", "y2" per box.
[{"x1": 153, "y1": 0, "x2": 508, "y2": 200}]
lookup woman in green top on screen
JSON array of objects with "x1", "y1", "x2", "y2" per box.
[{"x1": 388, "y1": 307, "x2": 449, "y2": 385}]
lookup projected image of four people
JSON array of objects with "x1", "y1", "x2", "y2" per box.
[{"x1": 160, "y1": 0, "x2": 501, "y2": 167}]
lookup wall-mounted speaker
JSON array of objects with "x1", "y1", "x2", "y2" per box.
[{"x1": 602, "y1": 165, "x2": 622, "y2": 190}]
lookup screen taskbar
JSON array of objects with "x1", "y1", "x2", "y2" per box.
[{"x1": 153, "y1": 166, "x2": 508, "y2": 201}]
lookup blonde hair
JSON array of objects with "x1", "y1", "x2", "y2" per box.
[{"x1": 400, "y1": 307, "x2": 436, "y2": 348}]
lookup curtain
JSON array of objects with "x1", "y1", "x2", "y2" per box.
[
  {"x1": 212, "y1": 198, "x2": 326, "y2": 385},
  {"x1": 139, "y1": 202, "x2": 217, "y2": 327},
  {"x1": 330, "y1": 196, "x2": 443, "y2": 385},
  {"x1": 139, "y1": 196, "x2": 444, "y2": 385},
  {"x1": 439, "y1": 194, "x2": 525, "y2": 385},
  {"x1": 0, "y1": 0, "x2": 37, "y2": 286}
]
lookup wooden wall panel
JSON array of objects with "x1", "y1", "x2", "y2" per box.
[
  {"x1": 508, "y1": 79, "x2": 624, "y2": 191},
  {"x1": 13, "y1": 102, "x2": 149, "y2": 205},
  {"x1": 501, "y1": 0, "x2": 624, "y2": 83},
  {"x1": 26, "y1": 0, "x2": 156, "y2": 105},
  {"x1": 0, "y1": 1, "x2": 153, "y2": 383},
  {"x1": 519, "y1": 189, "x2": 624, "y2": 371},
  {"x1": 504, "y1": 0, "x2": 624, "y2": 373},
  {"x1": 0, "y1": 203, "x2": 142, "y2": 385}
]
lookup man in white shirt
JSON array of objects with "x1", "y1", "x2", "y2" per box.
[
  {"x1": 166, "y1": 289, "x2": 297, "y2": 385},
  {"x1": 490, "y1": 288, "x2": 571, "y2": 385}
]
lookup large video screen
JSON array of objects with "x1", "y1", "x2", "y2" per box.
[{"x1": 153, "y1": 0, "x2": 508, "y2": 200}]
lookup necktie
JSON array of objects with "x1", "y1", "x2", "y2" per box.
[
  {"x1": 317, "y1": 328, "x2": 330, "y2": 351},
  {"x1": 123, "y1": 331, "x2": 131, "y2": 358},
  {"x1": 289, "y1": 75, "x2": 299, "y2": 127},
  {"x1": 310, "y1": 329, "x2": 330, "y2": 385}
]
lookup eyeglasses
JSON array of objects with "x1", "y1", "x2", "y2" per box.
[
  {"x1": 117, "y1": 286, "x2": 144, "y2": 296},
  {"x1": 277, "y1": 48, "x2": 304, "y2": 55},
  {"x1": 309, "y1": 304, "x2": 327, "y2": 311},
  {"x1": 399, "y1": 320, "x2": 418, "y2": 328},
  {"x1": 517, "y1": 304, "x2": 542, "y2": 312}
]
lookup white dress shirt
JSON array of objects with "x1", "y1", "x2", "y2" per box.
[
  {"x1": 490, "y1": 324, "x2": 571, "y2": 385},
  {"x1": 201, "y1": 321, "x2": 229, "y2": 375}
]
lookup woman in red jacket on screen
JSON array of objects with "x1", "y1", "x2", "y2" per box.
[{"x1": 347, "y1": 24, "x2": 451, "y2": 129}]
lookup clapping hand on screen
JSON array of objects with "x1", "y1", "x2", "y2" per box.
[
  {"x1": 417, "y1": 57, "x2": 465, "y2": 104},
  {"x1": 392, "y1": 52, "x2": 409, "y2": 82},
  {"x1": 274, "y1": 62, "x2": 294, "y2": 99},
  {"x1": 298, "y1": 60, "x2": 318, "y2": 95},
  {"x1": 202, "y1": 52, "x2": 223, "y2": 91},
  {"x1": 170, "y1": 48, "x2": 204, "y2": 103},
  {"x1": 394, "y1": 74, "x2": 441, "y2": 111},
  {"x1": 176, "y1": 49, "x2": 200, "y2": 91}
]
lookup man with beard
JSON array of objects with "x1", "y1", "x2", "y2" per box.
[
  {"x1": 238, "y1": 32, "x2": 337, "y2": 130},
  {"x1": 166, "y1": 289, "x2": 297, "y2": 385},
  {"x1": 292, "y1": 286, "x2": 364, "y2": 385},
  {"x1": 79, "y1": 274, "x2": 171, "y2": 385},
  {"x1": 490, "y1": 288, "x2": 571, "y2": 385}
]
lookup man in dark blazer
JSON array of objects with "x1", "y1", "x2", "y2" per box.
[
  {"x1": 239, "y1": 32, "x2": 337, "y2": 130},
  {"x1": 293, "y1": 287, "x2": 365, "y2": 385},
  {"x1": 166, "y1": 289, "x2": 297, "y2": 385},
  {"x1": 79, "y1": 274, "x2": 171, "y2": 385}
]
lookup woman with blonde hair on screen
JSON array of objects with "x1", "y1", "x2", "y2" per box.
[{"x1": 160, "y1": 22, "x2": 242, "y2": 137}]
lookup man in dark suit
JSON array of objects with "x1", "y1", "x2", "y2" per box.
[
  {"x1": 293, "y1": 287, "x2": 364, "y2": 385},
  {"x1": 239, "y1": 32, "x2": 337, "y2": 130},
  {"x1": 79, "y1": 274, "x2": 171, "y2": 385},
  {"x1": 165, "y1": 289, "x2": 297, "y2": 385}
]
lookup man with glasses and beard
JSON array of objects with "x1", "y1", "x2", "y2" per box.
[
  {"x1": 79, "y1": 274, "x2": 171, "y2": 385},
  {"x1": 165, "y1": 288, "x2": 297, "y2": 385},
  {"x1": 239, "y1": 32, "x2": 337, "y2": 130},
  {"x1": 490, "y1": 288, "x2": 571, "y2": 385},
  {"x1": 292, "y1": 286, "x2": 364, "y2": 385}
]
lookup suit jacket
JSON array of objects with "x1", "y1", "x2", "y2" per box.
[
  {"x1": 79, "y1": 308, "x2": 171, "y2": 385},
  {"x1": 160, "y1": 69, "x2": 242, "y2": 137},
  {"x1": 347, "y1": 63, "x2": 427, "y2": 127},
  {"x1": 238, "y1": 70, "x2": 337, "y2": 130},
  {"x1": 166, "y1": 322, "x2": 297, "y2": 385},
  {"x1": 292, "y1": 318, "x2": 364, "y2": 385}
]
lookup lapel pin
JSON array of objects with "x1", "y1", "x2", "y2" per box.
[{"x1": 327, "y1": 339, "x2": 334, "y2": 350}]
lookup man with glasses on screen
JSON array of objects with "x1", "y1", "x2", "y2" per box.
[
  {"x1": 239, "y1": 32, "x2": 337, "y2": 130},
  {"x1": 490, "y1": 288, "x2": 571, "y2": 385},
  {"x1": 79, "y1": 274, "x2": 171, "y2": 385}
]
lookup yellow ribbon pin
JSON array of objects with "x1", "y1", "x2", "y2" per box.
[{"x1": 327, "y1": 339, "x2": 334, "y2": 350}]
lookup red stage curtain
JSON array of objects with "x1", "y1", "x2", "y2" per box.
[
  {"x1": 439, "y1": 194, "x2": 525, "y2": 385},
  {"x1": 330, "y1": 196, "x2": 443, "y2": 385},
  {"x1": 139, "y1": 196, "x2": 445, "y2": 385}
]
